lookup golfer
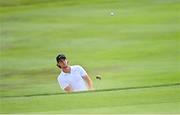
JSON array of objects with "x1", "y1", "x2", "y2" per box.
[{"x1": 56, "y1": 54, "x2": 94, "y2": 93}]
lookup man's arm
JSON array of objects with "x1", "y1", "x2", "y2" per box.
[{"x1": 82, "y1": 75, "x2": 94, "y2": 90}]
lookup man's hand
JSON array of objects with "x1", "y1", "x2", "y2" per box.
[{"x1": 64, "y1": 85, "x2": 73, "y2": 93}]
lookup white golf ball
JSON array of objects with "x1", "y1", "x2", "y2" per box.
[{"x1": 110, "y1": 12, "x2": 114, "y2": 16}]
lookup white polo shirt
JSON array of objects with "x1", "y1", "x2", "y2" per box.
[{"x1": 57, "y1": 65, "x2": 88, "y2": 92}]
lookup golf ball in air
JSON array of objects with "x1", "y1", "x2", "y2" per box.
[{"x1": 110, "y1": 12, "x2": 114, "y2": 16}]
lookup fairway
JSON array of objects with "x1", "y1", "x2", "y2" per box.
[{"x1": 0, "y1": 0, "x2": 180, "y2": 114}]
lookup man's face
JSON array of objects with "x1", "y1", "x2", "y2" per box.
[{"x1": 58, "y1": 59, "x2": 68, "y2": 68}]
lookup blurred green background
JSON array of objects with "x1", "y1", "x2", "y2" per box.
[{"x1": 0, "y1": 0, "x2": 180, "y2": 113}]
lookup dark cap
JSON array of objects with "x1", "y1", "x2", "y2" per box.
[{"x1": 56, "y1": 54, "x2": 66, "y2": 62}]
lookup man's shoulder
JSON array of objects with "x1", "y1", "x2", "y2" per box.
[
  {"x1": 71, "y1": 65, "x2": 83, "y2": 70},
  {"x1": 57, "y1": 72, "x2": 65, "y2": 80},
  {"x1": 71, "y1": 65, "x2": 82, "y2": 68}
]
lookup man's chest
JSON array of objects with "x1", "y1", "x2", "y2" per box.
[{"x1": 65, "y1": 71, "x2": 82, "y2": 83}]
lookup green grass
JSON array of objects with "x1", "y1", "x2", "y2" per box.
[
  {"x1": 1, "y1": 86, "x2": 180, "y2": 113},
  {"x1": 0, "y1": 0, "x2": 180, "y2": 113}
]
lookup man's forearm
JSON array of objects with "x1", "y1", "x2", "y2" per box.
[
  {"x1": 83, "y1": 75, "x2": 94, "y2": 90},
  {"x1": 87, "y1": 78, "x2": 93, "y2": 89}
]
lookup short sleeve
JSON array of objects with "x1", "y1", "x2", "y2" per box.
[
  {"x1": 57, "y1": 77, "x2": 69, "y2": 90},
  {"x1": 78, "y1": 65, "x2": 87, "y2": 77}
]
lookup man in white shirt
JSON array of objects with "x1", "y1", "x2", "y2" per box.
[{"x1": 56, "y1": 54, "x2": 94, "y2": 93}]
